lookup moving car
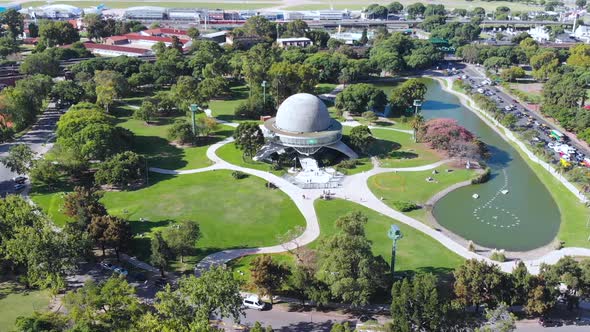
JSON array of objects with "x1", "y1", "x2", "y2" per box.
[
  {"x1": 243, "y1": 295, "x2": 267, "y2": 311},
  {"x1": 113, "y1": 267, "x2": 128, "y2": 276},
  {"x1": 14, "y1": 183, "x2": 26, "y2": 191}
]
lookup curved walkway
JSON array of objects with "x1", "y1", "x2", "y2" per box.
[{"x1": 150, "y1": 126, "x2": 590, "y2": 276}]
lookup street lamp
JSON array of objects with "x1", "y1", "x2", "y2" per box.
[
  {"x1": 189, "y1": 104, "x2": 201, "y2": 136},
  {"x1": 261, "y1": 80, "x2": 267, "y2": 107},
  {"x1": 413, "y1": 99, "x2": 422, "y2": 116},
  {"x1": 388, "y1": 224, "x2": 403, "y2": 276}
]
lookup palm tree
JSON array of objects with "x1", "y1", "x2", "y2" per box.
[{"x1": 410, "y1": 114, "x2": 425, "y2": 143}]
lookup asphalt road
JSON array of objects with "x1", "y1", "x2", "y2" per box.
[
  {"x1": 459, "y1": 63, "x2": 590, "y2": 158},
  {"x1": 0, "y1": 103, "x2": 62, "y2": 195}
]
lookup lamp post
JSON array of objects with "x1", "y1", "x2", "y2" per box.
[
  {"x1": 412, "y1": 99, "x2": 422, "y2": 142},
  {"x1": 189, "y1": 104, "x2": 200, "y2": 136},
  {"x1": 388, "y1": 224, "x2": 403, "y2": 276},
  {"x1": 261, "y1": 80, "x2": 267, "y2": 107}
]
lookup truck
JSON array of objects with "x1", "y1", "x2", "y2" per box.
[{"x1": 549, "y1": 130, "x2": 565, "y2": 142}]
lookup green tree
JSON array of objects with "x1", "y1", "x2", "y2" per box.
[
  {"x1": 500, "y1": 66, "x2": 525, "y2": 82},
  {"x1": 15, "y1": 311, "x2": 68, "y2": 331},
  {"x1": 0, "y1": 9, "x2": 23, "y2": 38},
  {"x1": 64, "y1": 277, "x2": 143, "y2": 330},
  {"x1": 318, "y1": 211, "x2": 389, "y2": 306},
  {"x1": 348, "y1": 125, "x2": 375, "y2": 154},
  {"x1": 250, "y1": 254, "x2": 290, "y2": 304},
  {"x1": 0, "y1": 36, "x2": 19, "y2": 57},
  {"x1": 476, "y1": 303, "x2": 516, "y2": 332},
  {"x1": 530, "y1": 51, "x2": 559, "y2": 81},
  {"x1": 187, "y1": 27, "x2": 200, "y2": 39},
  {"x1": 577, "y1": 0, "x2": 587, "y2": 8},
  {"x1": 134, "y1": 100, "x2": 157, "y2": 123},
  {"x1": 150, "y1": 231, "x2": 172, "y2": 277},
  {"x1": 406, "y1": 2, "x2": 426, "y2": 18},
  {"x1": 95, "y1": 151, "x2": 145, "y2": 188},
  {"x1": 63, "y1": 186, "x2": 107, "y2": 227},
  {"x1": 567, "y1": 44, "x2": 590, "y2": 68},
  {"x1": 501, "y1": 113, "x2": 518, "y2": 128},
  {"x1": 167, "y1": 119, "x2": 194, "y2": 144},
  {"x1": 234, "y1": 122, "x2": 265, "y2": 159},
  {"x1": 389, "y1": 78, "x2": 427, "y2": 116},
  {"x1": 269, "y1": 61, "x2": 318, "y2": 103},
  {"x1": 390, "y1": 273, "x2": 447, "y2": 332},
  {"x1": 387, "y1": 2, "x2": 404, "y2": 13},
  {"x1": 1, "y1": 144, "x2": 35, "y2": 175},
  {"x1": 335, "y1": 83, "x2": 388, "y2": 115},
  {"x1": 39, "y1": 20, "x2": 80, "y2": 47},
  {"x1": 283, "y1": 19, "x2": 309, "y2": 37},
  {"x1": 540, "y1": 256, "x2": 585, "y2": 310},
  {"x1": 511, "y1": 261, "x2": 531, "y2": 306},
  {"x1": 50, "y1": 80, "x2": 84, "y2": 106},
  {"x1": 453, "y1": 259, "x2": 506, "y2": 312},
  {"x1": 29, "y1": 159, "x2": 60, "y2": 188},
  {"x1": 163, "y1": 220, "x2": 201, "y2": 263},
  {"x1": 19, "y1": 51, "x2": 60, "y2": 76}
]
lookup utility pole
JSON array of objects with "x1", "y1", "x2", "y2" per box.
[{"x1": 261, "y1": 80, "x2": 267, "y2": 107}]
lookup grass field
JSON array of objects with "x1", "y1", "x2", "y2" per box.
[
  {"x1": 215, "y1": 142, "x2": 281, "y2": 173},
  {"x1": 0, "y1": 282, "x2": 50, "y2": 331},
  {"x1": 29, "y1": 188, "x2": 71, "y2": 227},
  {"x1": 113, "y1": 105, "x2": 234, "y2": 170},
  {"x1": 371, "y1": 128, "x2": 441, "y2": 168},
  {"x1": 313, "y1": 199, "x2": 463, "y2": 275},
  {"x1": 101, "y1": 170, "x2": 305, "y2": 262},
  {"x1": 368, "y1": 167, "x2": 475, "y2": 222}
]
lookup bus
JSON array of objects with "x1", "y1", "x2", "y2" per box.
[{"x1": 550, "y1": 130, "x2": 565, "y2": 142}]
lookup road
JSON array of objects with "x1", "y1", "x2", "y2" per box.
[
  {"x1": 0, "y1": 103, "x2": 63, "y2": 195},
  {"x1": 219, "y1": 306, "x2": 365, "y2": 332},
  {"x1": 458, "y1": 63, "x2": 590, "y2": 163}
]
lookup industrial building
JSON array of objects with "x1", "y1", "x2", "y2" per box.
[{"x1": 124, "y1": 6, "x2": 167, "y2": 20}]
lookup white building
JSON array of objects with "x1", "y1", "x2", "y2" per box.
[
  {"x1": 276, "y1": 37, "x2": 312, "y2": 48},
  {"x1": 527, "y1": 26, "x2": 550, "y2": 42},
  {"x1": 574, "y1": 25, "x2": 590, "y2": 43}
]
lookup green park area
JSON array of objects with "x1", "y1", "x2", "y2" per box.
[
  {"x1": 368, "y1": 167, "x2": 475, "y2": 222},
  {"x1": 371, "y1": 128, "x2": 440, "y2": 168},
  {"x1": 0, "y1": 282, "x2": 50, "y2": 330},
  {"x1": 229, "y1": 199, "x2": 463, "y2": 289},
  {"x1": 101, "y1": 171, "x2": 305, "y2": 262}
]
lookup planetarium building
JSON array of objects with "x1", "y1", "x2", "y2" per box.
[{"x1": 256, "y1": 93, "x2": 358, "y2": 161}]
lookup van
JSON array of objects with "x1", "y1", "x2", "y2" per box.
[{"x1": 243, "y1": 295, "x2": 266, "y2": 311}]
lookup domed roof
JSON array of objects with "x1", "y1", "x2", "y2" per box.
[{"x1": 275, "y1": 93, "x2": 331, "y2": 133}]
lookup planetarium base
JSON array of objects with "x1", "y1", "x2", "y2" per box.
[{"x1": 284, "y1": 157, "x2": 344, "y2": 189}]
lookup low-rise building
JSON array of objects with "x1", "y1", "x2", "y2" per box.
[
  {"x1": 573, "y1": 25, "x2": 590, "y2": 43},
  {"x1": 527, "y1": 26, "x2": 550, "y2": 42},
  {"x1": 276, "y1": 37, "x2": 312, "y2": 48},
  {"x1": 82, "y1": 42, "x2": 151, "y2": 57}
]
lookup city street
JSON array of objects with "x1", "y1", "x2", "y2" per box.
[
  {"x1": 460, "y1": 63, "x2": 590, "y2": 159},
  {"x1": 0, "y1": 103, "x2": 62, "y2": 195}
]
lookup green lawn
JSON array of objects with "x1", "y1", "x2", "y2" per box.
[
  {"x1": 371, "y1": 128, "x2": 441, "y2": 168},
  {"x1": 29, "y1": 190, "x2": 70, "y2": 227},
  {"x1": 368, "y1": 167, "x2": 475, "y2": 220},
  {"x1": 208, "y1": 85, "x2": 250, "y2": 123},
  {"x1": 101, "y1": 171, "x2": 305, "y2": 262},
  {"x1": 215, "y1": 142, "x2": 286, "y2": 174},
  {"x1": 21, "y1": 1, "x2": 278, "y2": 9},
  {"x1": 0, "y1": 282, "x2": 50, "y2": 331},
  {"x1": 113, "y1": 105, "x2": 234, "y2": 170},
  {"x1": 313, "y1": 199, "x2": 463, "y2": 276}
]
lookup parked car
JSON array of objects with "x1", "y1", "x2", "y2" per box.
[
  {"x1": 13, "y1": 176, "x2": 27, "y2": 184},
  {"x1": 243, "y1": 295, "x2": 267, "y2": 311},
  {"x1": 14, "y1": 184, "x2": 26, "y2": 191},
  {"x1": 113, "y1": 267, "x2": 128, "y2": 276},
  {"x1": 100, "y1": 262, "x2": 114, "y2": 270}
]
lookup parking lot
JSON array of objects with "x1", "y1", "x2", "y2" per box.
[{"x1": 456, "y1": 65, "x2": 590, "y2": 171}]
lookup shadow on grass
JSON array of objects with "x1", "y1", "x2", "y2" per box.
[
  {"x1": 388, "y1": 151, "x2": 419, "y2": 160},
  {"x1": 373, "y1": 121, "x2": 394, "y2": 127},
  {"x1": 368, "y1": 139, "x2": 401, "y2": 156}
]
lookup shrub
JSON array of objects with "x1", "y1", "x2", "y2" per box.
[
  {"x1": 167, "y1": 119, "x2": 193, "y2": 144},
  {"x1": 392, "y1": 200, "x2": 419, "y2": 212},
  {"x1": 231, "y1": 171, "x2": 248, "y2": 179},
  {"x1": 490, "y1": 249, "x2": 506, "y2": 262},
  {"x1": 471, "y1": 167, "x2": 491, "y2": 184}
]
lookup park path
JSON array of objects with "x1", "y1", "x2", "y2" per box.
[
  {"x1": 147, "y1": 78, "x2": 590, "y2": 276},
  {"x1": 149, "y1": 135, "x2": 590, "y2": 275}
]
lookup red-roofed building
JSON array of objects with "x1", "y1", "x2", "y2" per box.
[
  {"x1": 140, "y1": 28, "x2": 190, "y2": 39},
  {"x1": 82, "y1": 42, "x2": 151, "y2": 57},
  {"x1": 124, "y1": 33, "x2": 190, "y2": 45},
  {"x1": 105, "y1": 36, "x2": 129, "y2": 45}
]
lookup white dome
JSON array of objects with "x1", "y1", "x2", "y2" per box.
[{"x1": 275, "y1": 93, "x2": 331, "y2": 133}]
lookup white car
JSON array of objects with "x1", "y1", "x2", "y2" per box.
[{"x1": 243, "y1": 295, "x2": 267, "y2": 311}]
